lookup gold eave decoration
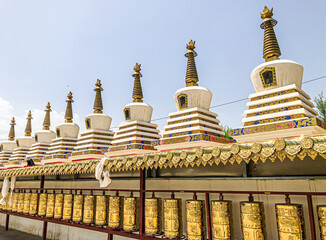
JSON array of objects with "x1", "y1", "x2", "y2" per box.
[{"x1": 1, "y1": 136, "x2": 326, "y2": 177}]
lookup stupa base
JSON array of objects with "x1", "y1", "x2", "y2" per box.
[
  {"x1": 106, "y1": 144, "x2": 157, "y2": 157},
  {"x1": 41, "y1": 157, "x2": 71, "y2": 165},
  {"x1": 69, "y1": 152, "x2": 104, "y2": 161}
]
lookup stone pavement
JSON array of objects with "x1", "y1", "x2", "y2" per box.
[{"x1": 0, "y1": 226, "x2": 42, "y2": 240}]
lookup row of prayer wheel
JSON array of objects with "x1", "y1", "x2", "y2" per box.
[{"x1": 2, "y1": 191, "x2": 326, "y2": 239}]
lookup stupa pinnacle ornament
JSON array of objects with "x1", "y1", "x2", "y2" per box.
[
  {"x1": 93, "y1": 79, "x2": 104, "y2": 114},
  {"x1": 260, "y1": 6, "x2": 281, "y2": 62},
  {"x1": 132, "y1": 63, "x2": 143, "y2": 103},
  {"x1": 8, "y1": 117, "x2": 15, "y2": 141},
  {"x1": 25, "y1": 111, "x2": 33, "y2": 136},
  {"x1": 43, "y1": 102, "x2": 51, "y2": 130},
  {"x1": 185, "y1": 40, "x2": 199, "y2": 87},
  {"x1": 65, "y1": 92, "x2": 74, "y2": 123}
]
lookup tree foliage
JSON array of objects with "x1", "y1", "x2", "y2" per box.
[{"x1": 314, "y1": 91, "x2": 326, "y2": 123}]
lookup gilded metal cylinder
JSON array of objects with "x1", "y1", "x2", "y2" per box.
[
  {"x1": 163, "y1": 198, "x2": 182, "y2": 239},
  {"x1": 275, "y1": 203, "x2": 305, "y2": 240},
  {"x1": 318, "y1": 206, "x2": 326, "y2": 240},
  {"x1": 11, "y1": 193, "x2": 19, "y2": 212},
  {"x1": 29, "y1": 193, "x2": 39, "y2": 215},
  {"x1": 186, "y1": 200, "x2": 205, "y2": 240},
  {"x1": 38, "y1": 193, "x2": 48, "y2": 216},
  {"x1": 62, "y1": 194, "x2": 73, "y2": 221},
  {"x1": 95, "y1": 195, "x2": 107, "y2": 226},
  {"x1": 108, "y1": 196, "x2": 122, "y2": 229},
  {"x1": 54, "y1": 194, "x2": 64, "y2": 219},
  {"x1": 123, "y1": 197, "x2": 139, "y2": 232},
  {"x1": 240, "y1": 201, "x2": 265, "y2": 240},
  {"x1": 6, "y1": 194, "x2": 12, "y2": 211},
  {"x1": 72, "y1": 195, "x2": 84, "y2": 222},
  {"x1": 17, "y1": 192, "x2": 25, "y2": 213},
  {"x1": 46, "y1": 194, "x2": 55, "y2": 218},
  {"x1": 83, "y1": 195, "x2": 95, "y2": 224},
  {"x1": 211, "y1": 200, "x2": 232, "y2": 240},
  {"x1": 23, "y1": 193, "x2": 32, "y2": 214},
  {"x1": 0, "y1": 193, "x2": 2, "y2": 210},
  {"x1": 145, "y1": 198, "x2": 162, "y2": 235}
]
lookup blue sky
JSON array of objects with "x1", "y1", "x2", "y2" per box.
[{"x1": 0, "y1": 0, "x2": 325, "y2": 138}]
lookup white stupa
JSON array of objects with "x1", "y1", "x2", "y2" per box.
[
  {"x1": 157, "y1": 40, "x2": 229, "y2": 151},
  {"x1": 70, "y1": 79, "x2": 114, "y2": 161},
  {"x1": 0, "y1": 118, "x2": 17, "y2": 169},
  {"x1": 7, "y1": 111, "x2": 35, "y2": 167},
  {"x1": 229, "y1": 7, "x2": 326, "y2": 142},
  {"x1": 42, "y1": 92, "x2": 80, "y2": 164},
  {"x1": 107, "y1": 63, "x2": 160, "y2": 156},
  {"x1": 25, "y1": 103, "x2": 56, "y2": 165}
]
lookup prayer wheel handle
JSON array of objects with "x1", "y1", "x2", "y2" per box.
[
  {"x1": 249, "y1": 194, "x2": 254, "y2": 202},
  {"x1": 285, "y1": 194, "x2": 291, "y2": 204},
  {"x1": 219, "y1": 193, "x2": 224, "y2": 201}
]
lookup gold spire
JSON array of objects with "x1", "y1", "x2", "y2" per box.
[
  {"x1": 185, "y1": 40, "x2": 199, "y2": 87},
  {"x1": 93, "y1": 79, "x2": 103, "y2": 113},
  {"x1": 132, "y1": 63, "x2": 143, "y2": 103},
  {"x1": 43, "y1": 102, "x2": 51, "y2": 130},
  {"x1": 260, "y1": 6, "x2": 281, "y2": 62},
  {"x1": 8, "y1": 117, "x2": 15, "y2": 141},
  {"x1": 24, "y1": 111, "x2": 32, "y2": 136},
  {"x1": 65, "y1": 92, "x2": 74, "y2": 123}
]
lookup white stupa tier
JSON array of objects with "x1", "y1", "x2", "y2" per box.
[
  {"x1": 26, "y1": 130, "x2": 56, "y2": 164},
  {"x1": 70, "y1": 114, "x2": 114, "y2": 160},
  {"x1": 108, "y1": 102, "x2": 160, "y2": 155},
  {"x1": 230, "y1": 60, "x2": 326, "y2": 142},
  {"x1": 8, "y1": 137, "x2": 35, "y2": 165},
  {"x1": 0, "y1": 141, "x2": 17, "y2": 168}
]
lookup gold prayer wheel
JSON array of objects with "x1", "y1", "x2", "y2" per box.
[
  {"x1": 163, "y1": 198, "x2": 182, "y2": 239},
  {"x1": 6, "y1": 194, "x2": 12, "y2": 211},
  {"x1": 38, "y1": 193, "x2": 48, "y2": 216},
  {"x1": 23, "y1": 192, "x2": 31, "y2": 214},
  {"x1": 83, "y1": 195, "x2": 95, "y2": 224},
  {"x1": 276, "y1": 203, "x2": 305, "y2": 240},
  {"x1": 0, "y1": 193, "x2": 2, "y2": 210},
  {"x1": 72, "y1": 194, "x2": 84, "y2": 222},
  {"x1": 318, "y1": 205, "x2": 326, "y2": 240},
  {"x1": 29, "y1": 193, "x2": 39, "y2": 215},
  {"x1": 211, "y1": 200, "x2": 232, "y2": 240},
  {"x1": 108, "y1": 196, "x2": 123, "y2": 229},
  {"x1": 17, "y1": 192, "x2": 25, "y2": 213},
  {"x1": 62, "y1": 194, "x2": 73, "y2": 221},
  {"x1": 46, "y1": 193, "x2": 55, "y2": 218},
  {"x1": 123, "y1": 197, "x2": 139, "y2": 232},
  {"x1": 95, "y1": 195, "x2": 108, "y2": 226},
  {"x1": 186, "y1": 200, "x2": 205, "y2": 240},
  {"x1": 54, "y1": 194, "x2": 64, "y2": 219},
  {"x1": 12, "y1": 193, "x2": 19, "y2": 212},
  {"x1": 145, "y1": 197, "x2": 162, "y2": 235},
  {"x1": 240, "y1": 201, "x2": 265, "y2": 240}
]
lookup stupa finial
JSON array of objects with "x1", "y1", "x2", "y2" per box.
[
  {"x1": 185, "y1": 39, "x2": 199, "y2": 87},
  {"x1": 132, "y1": 63, "x2": 143, "y2": 103},
  {"x1": 25, "y1": 111, "x2": 32, "y2": 136},
  {"x1": 260, "y1": 6, "x2": 281, "y2": 62},
  {"x1": 43, "y1": 102, "x2": 51, "y2": 130},
  {"x1": 8, "y1": 117, "x2": 15, "y2": 141},
  {"x1": 65, "y1": 92, "x2": 74, "y2": 123},
  {"x1": 93, "y1": 79, "x2": 104, "y2": 114}
]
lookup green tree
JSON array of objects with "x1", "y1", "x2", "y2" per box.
[
  {"x1": 314, "y1": 92, "x2": 326, "y2": 123},
  {"x1": 222, "y1": 125, "x2": 236, "y2": 142}
]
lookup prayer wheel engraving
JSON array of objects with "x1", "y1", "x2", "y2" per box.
[
  {"x1": 163, "y1": 198, "x2": 182, "y2": 239},
  {"x1": 46, "y1": 194, "x2": 55, "y2": 218},
  {"x1": 72, "y1": 195, "x2": 84, "y2": 222},
  {"x1": 6, "y1": 195, "x2": 12, "y2": 211},
  {"x1": 108, "y1": 196, "x2": 123, "y2": 229},
  {"x1": 17, "y1": 193, "x2": 25, "y2": 213},
  {"x1": 123, "y1": 197, "x2": 139, "y2": 232},
  {"x1": 29, "y1": 193, "x2": 39, "y2": 215},
  {"x1": 54, "y1": 194, "x2": 64, "y2": 219},
  {"x1": 186, "y1": 200, "x2": 205, "y2": 240},
  {"x1": 276, "y1": 204, "x2": 305, "y2": 240},
  {"x1": 83, "y1": 195, "x2": 95, "y2": 224},
  {"x1": 318, "y1": 205, "x2": 326, "y2": 240},
  {"x1": 95, "y1": 195, "x2": 107, "y2": 226},
  {"x1": 211, "y1": 200, "x2": 232, "y2": 240},
  {"x1": 12, "y1": 193, "x2": 19, "y2": 212},
  {"x1": 38, "y1": 193, "x2": 48, "y2": 216},
  {"x1": 23, "y1": 192, "x2": 31, "y2": 214},
  {"x1": 240, "y1": 201, "x2": 265, "y2": 240},
  {"x1": 145, "y1": 198, "x2": 162, "y2": 235},
  {"x1": 62, "y1": 194, "x2": 73, "y2": 221}
]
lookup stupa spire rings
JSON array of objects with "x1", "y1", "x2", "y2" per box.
[
  {"x1": 65, "y1": 91, "x2": 74, "y2": 123},
  {"x1": 132, "y1": 63, "x2": 143, "y2": 103},
  {"x1": 93, "y1": 79, "x2": 104, "y2": 114},
  {"x1": 260, "y1": 6, "x2": 281, "y2": 62},
  {"x1": 185, "y1": 40, "x2": 199, "y2": 87},
  {"x1": 8, "y1": 117, "x2": 15, "y2": 141},
  {"x1": 43, "y1": 102, "x2": 51, "y2": 130},
  {"x1": 25, "y1": 111, "x2": 33, "y2": 136}
]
